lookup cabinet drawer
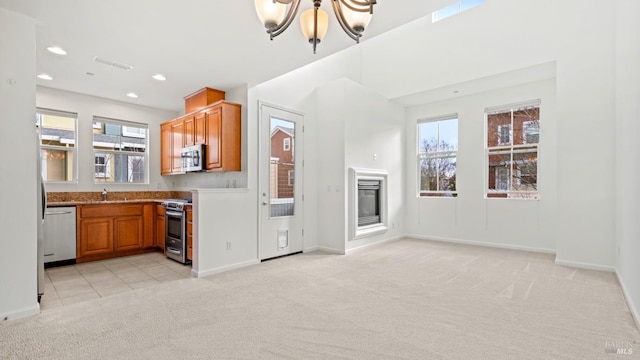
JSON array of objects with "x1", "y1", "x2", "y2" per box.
[
  {"x1": 156, "y1": 204, "x2": 165, "y2": 216},
  {"x1": 80, "y1": 204, "x2": 144, "y2": 218}
]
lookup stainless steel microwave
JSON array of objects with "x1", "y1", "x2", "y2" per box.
[{"x1": 181, "y1": 144, "x2": 205, "y2": 172}]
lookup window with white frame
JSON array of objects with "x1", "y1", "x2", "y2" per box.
[
  {"x1": 95, "y1": 154, "x2": 110, "y2": 178},
  {"x1": 283, "y1": 137, "x2": 291, "y2": 151},
  {"x1": 486, "y1": 101, "x2": 540, "y2": 199},
  {"x1": 288, "y1": 169, "x2": 294, "y2": 186},
  {"x1": 417, "y1": 115, "x2": 458, "y2": 197},
  {"x1": 36, "y1": 108, "x2": 78, "y2": 183},
  {"x1": 92, "y1": 116, "x2": 148, "y2": 183}
]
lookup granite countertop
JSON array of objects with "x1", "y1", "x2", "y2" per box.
[
  {"x1": 46, "y1": 191, "x2": 193, "y2": 207},
  {"x1": 47, "y1": 199, "x2": 166, "y2": 207}
]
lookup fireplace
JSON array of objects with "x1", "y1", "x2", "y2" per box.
[
  {"x1": 351, "y1": 168, "x2": 388, "y2": 240},
  {"x1": 358, "y1": 180, "x2": 381, "y2": 227}
]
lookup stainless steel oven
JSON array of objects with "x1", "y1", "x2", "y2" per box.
[{"x1": 162, "y1": 199, "x2": 191, "y2": 264}]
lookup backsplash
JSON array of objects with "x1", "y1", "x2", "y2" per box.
[{"x1": 46, "y1": 191, "x2": 192, "y2": 203}]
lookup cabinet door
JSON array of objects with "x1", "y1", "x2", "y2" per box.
[
  {"x1": 184, "y1": 115, "x2": 195, "y2": 146},
  {"x1": 156, "y1": 204, "x2": 165, "y2": 250},
  {"x1": 205, "y1": 107, "x2": 222, "y2": 170},
  {"x1": 143, "y1": 204, "x2": 154, "y2": 248},
  {"x1": 79, "y1": 218, "x2": 114, "y2": 257},
  {"x1": 156, "y1": 215, "x2": 165, "y2": 250},
  {"x1": 160, "y1": 123, "x2": 172, "y2": 175},
  {"x1": 194, "y1": 112, "x2": 206, "y2": 145},
  {"x1": 114, "y1": 216, "x2": 143, "y2": 251},
  {"x1": 186, "y1": 208, "x2": 193, "y2": 260},
  {"x1": 171, "y1": 120, "x2": 185, "y2": 173}
]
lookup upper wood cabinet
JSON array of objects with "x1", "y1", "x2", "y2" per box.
[
  {"x1": 205, "y1": 102, "x2": 241, "y2": 171},
  {"x1": 160, "y1": 123, "x2": 172, "y2": 175},
  {"x1": 160, "y1": 100, "x2": 241, "y2": 175},
  {"x1": 184, "y1": 115, "x2": 195, "y2": 146},
  {"x1": 170, "y1": 121, "x2": 185, "y2": 173},
  {"x1": 194, "y1": 112, "x2": 206, "y2": 145}
]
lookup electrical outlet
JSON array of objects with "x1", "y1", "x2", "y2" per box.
[{"x1": 226, "y1": 241, "x2": 231, "y2": 250}]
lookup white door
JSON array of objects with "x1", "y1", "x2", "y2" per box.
[{"x1": 259, "y1": 102, "x2": 304, "y2": 260}]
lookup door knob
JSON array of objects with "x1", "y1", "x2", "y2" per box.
[{"x1": 262, "y1": 201, "x2": 268, "y2": 206}]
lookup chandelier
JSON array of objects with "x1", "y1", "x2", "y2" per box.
[{"x1": 255, "y1": 0, "x2": 377, "y2": 54}]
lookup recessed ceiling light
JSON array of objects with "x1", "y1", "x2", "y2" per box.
[
  {"x1": 37, "y1": 73, "x2": 53, "y2": 80},
  {"x1": 46, "y1": 46, "x2": 67, "y2": 55},
  {"x1": 152, "y1": 74, "x2": 166, "y2": 81},
  {"x1": 126, "y1": 92, "x2": 139, "y2": 98}
]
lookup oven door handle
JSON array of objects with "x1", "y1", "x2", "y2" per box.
[
  {"x1": 166, "y1": 247, "x2": 181, "y2": 255},
  {"x1": 165, "y1": 210, "x2": 184, "y2": 217}
]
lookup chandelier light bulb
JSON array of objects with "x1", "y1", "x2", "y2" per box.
[{"x1": 255, "y1": 0, "x2": 287, "y2": 29}]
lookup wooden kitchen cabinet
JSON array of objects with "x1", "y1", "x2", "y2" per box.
[
  {"x1": 160, "y1": 100, "x2": 241, "y2": 175},
  {"x1": 114, "y1": 216, "x2": 143, "y2": 251},
  {"x1": 205, "y1": 102, "x2": 241, "y2": 172},
  {"x1": 186, "y1": 206, "x2": 193, "y2": 261},
  {"x1": 171, "y1": 120, "x2": 185, "y2": 173},
  {"x1": 183, "y1": 112, "x2": 206, "y2": 147},
  {"x1": 194, "y1": 111, "x2": 206, "y2": 145},
  {"x1": 76, "y1": 203, "x2": 155, "y2": 263},
  {"x1": 78, "y1": 218, "x2": 114, "y2": 257},
  {"x1": 160, "y1": 123, "x2": 172, "y2": 175},
  {"x1": 156, "y1": 204, "x2": 165, "y2": 251}
]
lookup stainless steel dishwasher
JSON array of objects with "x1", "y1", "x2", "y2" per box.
[{"x1": 44, "y1": 206, "x2": 77, "y2": 266}]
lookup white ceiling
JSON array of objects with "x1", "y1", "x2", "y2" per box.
[{"x1": 0, "y1": 0, "x2": 451, "y2": 112}]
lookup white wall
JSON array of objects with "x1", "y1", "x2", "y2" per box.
[
  {"x1": 359, "y1": 0, "x2": 617, "y2": 269},
  {"x1": 615, "y1": 0, "x2": 640, "y2": 326},
  {"x1": 36, "y1": 86, "x2": 178, "y2": 192},
  {"x1": 0, "y1": 9, "x2": 39, "y2": 320},
  {"x1": 342, "y1": 79, "x2": 405, "y2": 250},
  {"x1": 192, "y1": 189, "x2": 258, "y2": 277},
  {"x1": 405, "y1": 79, "x2": 557, "y2": 253}
]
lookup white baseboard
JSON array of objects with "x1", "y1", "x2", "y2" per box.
[
  {"x1": 407, "y1": 234, "x2": 556, "y2": 255},
  {"x1": 554, "y1": 258, "x2": 615, "y2": 272},
  {"x1": 304, "y1": 246, "x2": 344, "y2": 254},
  {"x1": 346, "y1": 235, "x2": 404, "y2": 253},
  {"x1": 192, "y1": 259, "x2": 260, "y2": 278},
  {"x1": 1, "y1": 304, "x2": 40, "y2": 321},
  {"x1": 616, "y1": 270, "x2": 640, "y2": 331}
]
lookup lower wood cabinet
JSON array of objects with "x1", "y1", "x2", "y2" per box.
[
  {"x1": 76, "y1": 203, "x2": 156, "y2": 263},
  {"x1": 78, "y1": 218, "x2": 114, "y2": 256},
  {"x1": 186, "y1": 207, "x2": 193, "y2": 261},
  {"x1": 156, "y1": 204, "x2": 165, "y2": 251}
]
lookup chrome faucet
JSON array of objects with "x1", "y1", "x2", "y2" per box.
[{"x1": 102, "y1": 189, "x2": 108, "y2": 201}]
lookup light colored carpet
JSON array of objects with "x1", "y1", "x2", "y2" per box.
[{"x1": 1, "y1": 237, "x2": 638, "y2": 359}]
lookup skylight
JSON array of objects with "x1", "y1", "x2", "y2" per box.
[{"x1": 432, "y1": 0, "x2": 484, "y2": 22}]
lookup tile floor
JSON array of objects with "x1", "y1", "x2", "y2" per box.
[{"x1": 41, "y1": 252, "x2": 192, "y2": 310}]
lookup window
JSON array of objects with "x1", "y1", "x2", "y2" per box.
[
  {"x1": 93, "y1": 116, "x2": 148, "y2": 183},
  {"x1": 288, "y1": 169, "x2": 294, "y2": 186},
  {"x1": 523, "y1": 121, "x2": 540, "y2": 144},
  {"x1": 486, "y1": 101, "x2": 540, "y2": 199},
  {"x1": 417, "y1": 115, "x2": 458, "y2": 197},
  {"x1": 36, "y1": 108, "x2": 77, "y2": 182},
  {"x1": 283, "y1": 137, "x2": 291, "y2": 151},
  {"x1": 498, "y1": 124, "x2": 511, "y2": 145},
  {"x1": 432, "y1": 0, "x2": 485, "y2": 22},
  {"x1": 95, "y1": 154, "x2": 109, "y2": 178}
]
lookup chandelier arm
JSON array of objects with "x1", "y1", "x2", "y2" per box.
[
  {"x1": 331, "y1": 0, "x2": 361, "y2": 43},
  {"x1": 268, "y1": 0, "x2": 302, "y2": 39},
  {"x1": 274, "y1": 0, "x2": 294, "y2": 4},
  {"x1": 339, "y1": 0, "x2": 376, "y2": 14}
]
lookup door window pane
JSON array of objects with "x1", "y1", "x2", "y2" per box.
[{"x1": 270, "y1": 118, "x2": 295, "y2": 217}]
